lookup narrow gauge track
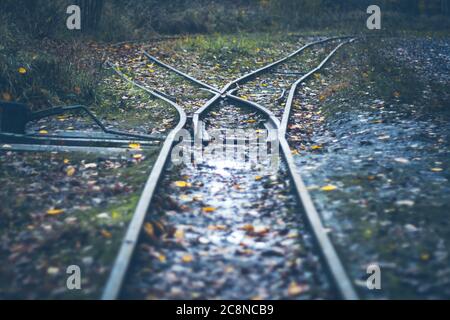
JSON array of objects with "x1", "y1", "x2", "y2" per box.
[{"x1": 102, "y1": 37, "x2": 358, "y2": 300}]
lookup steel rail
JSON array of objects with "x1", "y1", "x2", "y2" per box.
[
  {"x1": 0, "y1": 133, "x2": 159, "y2": 148},
  {"x1": 280, "y1": 38, "x2": 356, "y2": 135},
  {"x1": 0, "y1": 143, "x2": 155, "y2": 154},
  {"x1": 130, "y1": 38, "x2": 359, "y2": 299},
  {"x1": 102, "y1": 62, "x2": 187, "y2": 300},
  {"x1": 142, "y1": 37, "x2": 349, "y2": 136}
]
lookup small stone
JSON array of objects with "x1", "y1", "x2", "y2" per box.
[{"x1": 395, "y1": 200, "x2": 415, "y2": 207}]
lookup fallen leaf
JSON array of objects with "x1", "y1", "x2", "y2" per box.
[
  {"x1": 202, "y1": 206, "x2": 216, "y2": 213},
  {"x1": 66, "y1": 166, "x2": 76, "y2": 177},
  {"x1": 1, "y1": 92, "x2": 12, "y2": 101},
  {"x1": 421, "y1": 253, "x2": 430, "y2": 261},
  {"x1": 253, "y1": 226, "x2": 269, "y2": 235},
  {"x1": 39, "y1": 130, "x2": 48, "y2": 135},
  {"x1": 321, "y1": 185, "x2": 337, "y2": 192},
  {"x1": 47, "y1": 209, "x2": 65, "y2": 216},
  {"x1": 431, "y1": 168, "x2": 443, "y2": 172},
  {"x1": 174, "y1": 181, "x2": 191, "y2": 188},
  {"x1": 311, "y1": 145, "x2": 322, "y2": 150},
  {"x1": 18, "y1": 67, "x2": 27, "y2": 74},
  {"x1": 101, "y1": 229, "x2": 112, "y2": 238},
  {"x1": 144, "y1": 223, "x2": 155, "y2": 238},
  {"x1": 157, "y1": 254, "x2": 166, "y2": 263},
  {"x1": 129, "y1": 142, "x2": 141, "y2": 150},
  {"x1": 208, "y1": 225, "x2": 227, "y2": 231},
  {"x1": 133, "y1": 154, "x2": 143, "y2": 160},
  {"x1": 288, "y1": 282, "x2": 309, "y2": 296},
  {"x1": 255, "y1": 176, "x2": 263, "y2": 181},
  {"x1": 241, "y1": 224, "x2": 254, "y2": 232},
  {"x1": 174, "y1": 228, "x2": 185, "y2": 241},
  {"x1": 181, "y1": 254, "x2": 194, "y2": 263}
]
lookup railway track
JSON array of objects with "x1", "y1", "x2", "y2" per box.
[{"x1": 102, "y1": 36, "x2": 358, "y2": 300}]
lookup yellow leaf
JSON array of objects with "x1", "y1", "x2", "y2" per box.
[
  {"x1": 181, "y1": 254, "x2": 194, "y2": 263},
  {"x1": 321, "y1": 185, "x2": 337, "y2": 192},
  {"x1": 314, "y1": 73, "x2": 321, "y2": 80},
  {"x1": 421, "y1": 253, "x2": 430, "y2": 261},
  {"x1": 319, "y1": 95, "x2": 326, "y2": 102},
  {"x1": 174, "y1": 228, "x2": 185, "y2": 241},
  {"x1": 208, "y1": 225, "x2": 227, "y2": 231},
  {"x1": 18, "y1": 67, "x2": 27, "y2": 74},
  {"x1": 288, "y1": 282, "x2": 308, "y2": 296},
  {"x1": 175, "y1": 181, "x2": 191, "y2": 188},
  {"x1": 255, "y1": 176, "x2": 263, "y2": 181},
  {"x1": 240, "y1": 95, "x2": 249, "y2": 100},
  {"x1": 101, "y1": 229, "x2": 112, "y2": 238},
  {"x1": 133, "y1": 154, "x2": 143, "y2": 160},
  {"x1": 311, "y1": 145, "x2": 322, "y2": 150},
  {"x1": 144, "y1": 223, "x2": 155, "y2": 238},
  {"x1": 63, "y1": 159, "x2": 70, "y2": 164},
  {"x1": 47, "y1": 209, "x2": 65, "y2": 216},
  {"x1": 128, "y1": 142, "x2": 141, "y2": 150},
  {"x1": 39, "y1": 130, "x2": 48, "y2": 135},
  {"x1": 246, "y1": 119, "x2": 257, "y2": 123},
  {"x1": 157, "y1": 253, "x2": 167, "y2": 263},
  {"x1": 202, "y1": 207, "x2": 216, "y2": 213},
  {"x1": 431, "y1": 168, "x2": 443, "y2": 172},
  {"x1": 66, "y1": 166, "x2": 76, "y2": 177}
]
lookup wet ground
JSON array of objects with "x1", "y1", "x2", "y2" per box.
[
  {"x1": 0, "y1": 148, "x2": 159, "y2": 299},
  {"x1": 1, "y1": 34, "x2": 449, "y2": 300},
  {"x1": 286, "y1": 37, "x2": 450, "y2": 299},
  {"x1": 122, "y1": 101, "x2": 334, "y2": 300}
]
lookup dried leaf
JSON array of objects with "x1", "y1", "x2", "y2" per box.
[
  {"x1": 174, "y1": 181, "x2": 191, "y2": 188},
  {"x1": 288, "y1": 282, "x2": 309, "y2": 296},
  {"x1": 174, "y1": 228, "x2": 185, "y2": 241},
  {"x1": 181, "y1": 254, "x2": 194, "y2": 263},
  {"x1": 66, "y1": 166, "x2": 76, "y2": 177},
  {"x1": 144, "y1": 222, "x2": 155, "y2": 238},
  {"x1": 202, "y1": 206, "x2": 216, "y2": 213},
  {"x1": 129, "y1": 142, "x2": 141, "y2": 150},
  {"x1": 321, "y1": 185, "x2": 337, "y2": 192},
  {"x1": 208, "y1": 225, "x2": 227, "y2": 231},
  {"x1": 1, "y1": 92, "x2": 12, "y2": 101},
  {"x1": 101, "y1": 229, "x2": 112, "y2": 238},
  {"x1": 47, "y1": 209, "x2": 65, "y2": 216}
]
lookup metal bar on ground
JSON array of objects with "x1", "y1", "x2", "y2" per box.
[
  {"x1": 102, "y1": 61, "x2": 187, "y2": 301},
  {"x1": 280, "y1": 38, "x2": 356, "y2": 135}
]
